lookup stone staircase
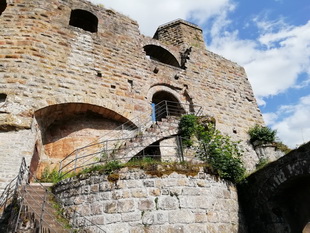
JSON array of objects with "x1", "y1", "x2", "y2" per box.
[
  {"x1": 16, "y1": 183, "x2": 70, "y2": 233},
  {"x1": 111, "y1": 116, "x2": 181, "y2": 162},
  {"x1": 60, "y1": 115, "x2": 182, "y2": 175}
]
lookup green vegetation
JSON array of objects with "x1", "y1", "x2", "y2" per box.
[
  {"x1": 179, "y1": 115, "x2": 245, "y2": 183},
  {"x1": 274, "y1": 141, "x2": 291, "y2": 154},
  {"x1": 79, "y1": 160, "x2": 123, "y2": 176},
  {"x1": 248, "y1": 124, "x2": 291, "y2": 154},
  {"x1": 248, "y1": 124, "x2": 276, "y2": 145},
  {"x1": 49, "y1": 196, "x2": 73, "y2": 230},
  {"x1": 255, "y1": 157, "x2": 269, "y2": 170},
  {"x1": 179, "y1": 114, "x2": 198, "y2": 147},
  {"x1": 39, "y1": 167, "x2": 72, "y2": 184}
]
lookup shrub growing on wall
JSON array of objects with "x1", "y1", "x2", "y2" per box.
[
  {"x1": 248, "y1": 124, "x2": 276, "y2": 145},
  {"x1": 179, "y1": 115, "x2": 245, "y2": 183}
]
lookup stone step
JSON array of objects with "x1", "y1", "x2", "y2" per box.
[{"x1": 17, "y1": 184, "x2": 70, "y2": 233}]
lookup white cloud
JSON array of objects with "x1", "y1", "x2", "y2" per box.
[
  {"x1": 263, "y1": 112, "x2": 278, "y2": 125},
  {"x1": 263, "y1": 95, "x2": 310, "y2": 148},
  {"x1": 209, "y1": 18, "x2": 310, "y2": 103},
  {"x1": 89, "y1": 0, "x2": 232, "y2": 36}
]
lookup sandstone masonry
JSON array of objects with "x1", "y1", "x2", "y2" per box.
[
  {"x1": 53, "y1": 168, "x2": 240, "y2": 233},
  {"x1": 0, "y1": 0, "x2": 264, "y2": 192}
]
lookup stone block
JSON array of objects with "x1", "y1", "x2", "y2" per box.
[
  {"x1": 158, "y1": 196, "x2": 179, "y2": 210},
  {"x1": 122, "y1": 212, "x2": 141, "y2": 222},
  {"x1": 105, "y1": 214, "x2": 121, "y2": 224},
  {"x1": 131, "y1": 189, "x2": 147, "y2": 198},
  {"x1": 184, "y1": 224, "x2": 207, "y2": 233},
  {"x1": 138, "y1": 198, "x2": 155, "y2": 211},
  {"x1": 117, "y1": 199, "x2": 135, "y2": 213},
  {"x1": 104, "y1": 201, "x2": 117, "y2": 214},
  {"x1": 141, "y1": 211, "x2": 155, "y2": 226},
  {"x1": 169, "y1": 210, "x2": 195, "y2": 224}
]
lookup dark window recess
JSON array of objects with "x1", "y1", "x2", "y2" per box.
[
  {"x1": 0, "y1": 93, "x2": 7, "y2": 103},
  {"x1": 144, "y1": 45, "x2": 180, "y2": 68},
  {"x1": 97, "y1": 71, "x2": 102, "y2": 77},
  {"x1": 69, "y1": 9, "x2": 98, "y2": 33},
  {"x1": 0, "y1": 0, "x2": 7, "y2": 16},
  {"x1": 111, "y1": 85, "x2": 116, "y2": 89}
]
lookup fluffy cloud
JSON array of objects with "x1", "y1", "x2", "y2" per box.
[
  {"x1": 209, "y1": 19, "x2": 310, "y2": 103},
  {"x1": 89, "y1": 0, "x2": 232, "y2": 36},
  {"x1": 263, "y1": 95, "x2": 310, "y2": 148}
]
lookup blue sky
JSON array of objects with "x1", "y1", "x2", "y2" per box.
[{"x1": 91, "y1": 0, "x2": 310, "y2": 148}]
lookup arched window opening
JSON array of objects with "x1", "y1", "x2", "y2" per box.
[
  {"x1": 152, "y1": 91, "x2": 185, "y2": 121},
  {"x1": 0, "y1": 0, "x2": 7, "y2": 16},
  {"x1": 272, "y1": 176, "x2": 310, "y2": 233},
  {"x1": 144, "y1": 45, "x2": 180, "y2": 68},
  {"x1": 69, "y1": 9, "x2": 98, "y2": 33}
]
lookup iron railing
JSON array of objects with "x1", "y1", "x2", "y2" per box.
[
  {"x1": 58, "y1": 100, "x2": 202, "y2": 175},
  {"x1": 0, "y1": 158, "x2": 105, "y2": 233}
]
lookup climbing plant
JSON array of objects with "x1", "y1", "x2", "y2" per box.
[{"x1": 179, "y1": 115, "x2": 245, "y2": 183}]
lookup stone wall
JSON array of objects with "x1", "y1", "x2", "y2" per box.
[
  {"x1": 0, "y1": 0, "x2": 265, "y2": 192},
  {"x1": 239, "y1": 142, "x2": 310, "y2": 233},
  {"x1": 53, "y1": 168, "x2": 241, "y2": 233}
]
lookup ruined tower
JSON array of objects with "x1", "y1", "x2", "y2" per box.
[{"x1": 0, "y1": 0, "x2": 264, "y2": 192}]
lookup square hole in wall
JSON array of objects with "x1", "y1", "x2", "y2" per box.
[{"x1": 0, "y1": 93, "x2": 7, "y2": 103}]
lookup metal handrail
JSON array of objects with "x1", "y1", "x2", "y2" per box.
[
  {"x1": 58, "y1": 100, "x2": 202, "y2": 174},
  {"x1": 0, "y1": 158, "x2": 105, "y2": 232},
  {"x1": 0, "y1": 158, "x2": 27, "y2": 215}
]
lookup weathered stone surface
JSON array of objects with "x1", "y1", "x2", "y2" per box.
[
  {"x1": 0, "y1": 0, "x2": 266, "y2": 194},
  {"x1": 53, "y1": 168, "x2": 240, "y2": 232}
]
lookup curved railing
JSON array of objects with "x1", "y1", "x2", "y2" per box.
[
  {"x1": 0, "y1": 158, "x2": 105, "y2": 232},
  {"x1": 58, "y1": 100, "x2": 202, "y2": 175}
]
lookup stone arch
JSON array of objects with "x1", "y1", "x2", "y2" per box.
[
  {"x1": 148, "y1": 86, "x2": 185, "y2": 121},
  {"x1": 33, "y1": 103, "x2": 136, "y2": 174},
  {"x1": 147, "y1": 85, "x2": 184, "y2": 104},
  {"x1": 144, "y1": 44, "x2": 180, "y2": 68},
  {"x1": 34, "y1": 95, "x2": 133, "y2": 120},
  {"x1": 142, "y1": 40, "x2": 181, "y2": 64},
  {"x1": 0, "y1": 0, "x2": 6, "y2": 16},
  {"x1": 239, "y1": 142, "x2": 310, "y2": 233},
  {"x1": 69, "y1": 9, "x2": 98, "y2": 33}
]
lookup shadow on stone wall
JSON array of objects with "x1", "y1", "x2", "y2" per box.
[{"x1": 238, "y1": 141, "x2": 310, "y2": 233}]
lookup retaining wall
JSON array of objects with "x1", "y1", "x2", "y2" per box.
[{"x1": 53, "y1": 168, "x2": 241, "y2": 233}]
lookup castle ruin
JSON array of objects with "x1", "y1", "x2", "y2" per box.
[{"x1": 0, "y1": 0, "x2": 273, "y2": 232}]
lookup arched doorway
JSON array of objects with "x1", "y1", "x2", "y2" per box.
[
  {"x1": 271, "y1": 175, "x2": 310, "y2": 233},
  {"x1": 152, "y1": 91, "x2": 185, "y2": 121}
]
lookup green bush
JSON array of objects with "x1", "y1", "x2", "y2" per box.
[
  {"x1": 179, "y1": 114, "x2": 198, "y2": 147},
  {"x1": 79, "y1": 160, "x2": 123, "y2": 176},
  {"x1": 248, "y1": 124, "x2": 276, "y2": 145},
  {"x1": 179, "y1": 115, "x2": 245, "y2": 183},
  {"x1": 39, "y1": 167, "x2": 68, "y2": 184},
  {"x1": 102, "y1": 160, "x2": 123, "y2": 174},
  {"x1": 198, "y1": 124, "x2": 245, "y2": 183}
]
